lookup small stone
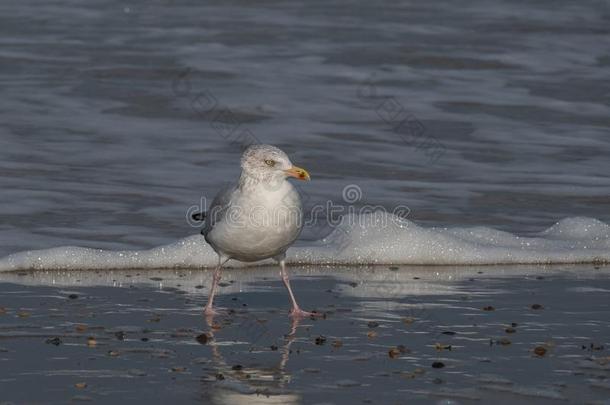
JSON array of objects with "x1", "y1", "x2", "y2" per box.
[
  {"x1": 534, "y1": 346, "x2": 547, "y2": 357},
  {"x1": 195, "y1": 334, "x2": 209, "y2": 345},
  {"x1": 531, "y1": 304, "x2": 544, "y2": 310},
  {"x1": 441, "y1": 331, "x2": 456, "y2": 336},
  {"x1": 17, "y1": 311, "x2": 31, "y2": 318},
  {"x1": 482, "y1": 306, "x2": 495, "y2": 311},
  {"x1": 46, "y1": 337, "x2": 62, "y2": 346},
  {"x1": 75, "y1": 324, "x2": 88, "y2": 333},
  {"x1": 402, "y1": 317, "x2": 415, "y2": 325},
  {"x1": 270, "y1": 345, "x2": 278, "y2": 351},
  {"x1": 140, "y1": 337, "x2": 149, "y2": 342},
  {"x1": 497, "y1": 338, "x2": 511, "y2": 346},
  {"x1": 332, "y1": 340, "x2": 343, "y2": 348},
  {"x1": 87, "y1": 337, "x2": 97, "y2": 347},
  {"x1": 68, "y1": 294, "x2": 79, "y2": 300},
  {"x1": 431, "y1": 362, "x2": 445, "y2": 369},
  {"x1": 108, "y1": 350, "x2": 120, "y2": 357},
  {"x1": 114, "y1": 331, "x2": 126, "y2": 341},
  {"x1": 171, "y1": 366, "x2": 187, "y2": 372},
  {"x1": 505, "y1": 327, "x2": 516, "y2": 334},
  {"x1": 367, "y1": 321, "x2": 379, "y2": 328},
  {"x1": 388, "y1": 348, "x2": 401, "y2": 359},
  {"x1": 74, "y1": 382, "x2": 87, "y2": 389},
  {"x1": 231, "y1": 365, "x2": 243, "y2": 371},
  {"x1": 349, "y1": 282, "x2": 358, "y2": 288},
  {"x1": 215, "y1": 373, "x2": 225, "y2": 380},
  {"x1": 435, "y1": 343, "x2": 452, "y2": 351},
  {"x1": 315, "y1": 335, "x2": 326, "y2": 345},
  {"x1": 367, "y1": 331, "x2": 377, "y2": 339}
]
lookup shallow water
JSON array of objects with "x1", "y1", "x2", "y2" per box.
[
  {"x1": 1, "y1": 0, "x2": 610, "y2": 257},
  {"x1": 0, "y1": 265, "x2": 609, "y2": 404}
]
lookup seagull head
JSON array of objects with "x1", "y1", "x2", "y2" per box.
[{"x1": 241, "y1": 144, "x2": 310, "y2": 183}]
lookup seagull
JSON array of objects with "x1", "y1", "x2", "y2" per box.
[{"x1": 194, "y1": 144, "x2": 318, "y2": 318}]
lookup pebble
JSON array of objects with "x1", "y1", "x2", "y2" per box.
[
  {"x1": 531, "y1": 304, "x2": 544, "y2": 310},
  {"x1": 482, "y1": 306, "x2": 495, "y2": 311},
  {"x1": 231, "y1": 364, "x2": 243, "y2": 371},
  {"x1": 497, "y1": 338, "x2": 511, "y2": 346},
  {"x1": 74, "y1": 382, "x2": 87, "y2": 389},
  {"x1": 68, "y1": 294, "x2": 79, "y2": 300},
  {"x1": 75, "y1": 324, "x2": 88, "y2": 333},
  {"x1": 388, "y1": 348, "x2": 401, "y2": 359},
  {"x1": 171, "y1": 366, "x2": 187, "y2": 372},
  {"x1": 432, "y1": 362, "x2": 445, "y2": 369},
  {"x1": 195, "y1": 333, "x2": 209, "y2": 345},
  {"x1": 505, "y1": 327, "x2": 516, "y2": 334},
  {"x1": 402, "y1": 317, "x2": 415, "y2": 325},
  {"x1": 332, "y1": 340, "x2": 343, "y2": 348},
  {"x1": 17, "y1": 311, "x2": 31, "y2": 318},
  {"x1": 108, "y1": 350, "x2": 120, "y2": 357},
  {"x1": 46, "y1": 337, "x2": 62, "y2": 346},
  {"x1": 367, "y1": 321, "x2": 379, "y2": 328},
  {"x1": 87, "y1": 337, "x2": 97, "y2": 347},
  {"x1": 115, "y1": 331, "x2": 126, "y2": 341},
  {"x1": 315, "y1": 335, "x2": 326, "y2": 345},
  {"x1": 534, "y1": 346, "x2": 547, "y2": 357},
  {"x1": 367, "y1": 331, "x2": 378, "y2": 339}
]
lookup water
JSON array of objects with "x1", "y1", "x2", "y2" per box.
[
  {"x1": 0, "y1": 265, "x2": 609, "y2": 404},
  {"x1": 1, "y1": 1, "x2": 610, "y2": 403},
  {"x1": 1, "y1": 0, "x2": 610, "y2": 257}
]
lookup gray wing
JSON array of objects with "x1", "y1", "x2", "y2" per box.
[{"x1": 201, "y1": 183, "x2": 237, "y2": 238}]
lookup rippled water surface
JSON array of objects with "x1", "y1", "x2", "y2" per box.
[{"x1": 1, "y1": 0, "x2": 610, "y2": 255}]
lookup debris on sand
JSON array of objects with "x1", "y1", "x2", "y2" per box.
[
  {"x1": 195, "y1": 333, "x2": 210, "y2": 345},
  {"x1": 45, "y1": 337, "x2": 62, "y2": 346},
  {"x1": 533, "y1": 346, "x2": 547, "y2": 357}
]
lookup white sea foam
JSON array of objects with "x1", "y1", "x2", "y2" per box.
[{"x1": 0, "y1": 213, "x2": 608, "y2": 272}]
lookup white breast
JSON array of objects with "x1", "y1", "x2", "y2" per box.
[{"x1": 206, "y1": 180, "x2": 303, "y2": 262}]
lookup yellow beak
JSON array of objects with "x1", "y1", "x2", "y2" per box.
[{"x1": 284, "y1": 165, "x2": 310, "y2": 181}]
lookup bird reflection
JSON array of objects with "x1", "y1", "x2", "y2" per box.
[{"x1": 199, "y1": 314, "x2": 304, "y2": 405}]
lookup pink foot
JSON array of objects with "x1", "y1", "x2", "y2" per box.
[{"x1": 289, "y1": 307, "x2": 323, "y2": 318}]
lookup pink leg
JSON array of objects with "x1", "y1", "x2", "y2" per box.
[
  {"x1": 279, "y1": 259, "x2": 321, "y2": 318},
  {"x1": 204, "y1": 257, "x2": 227, "y2": 316}
]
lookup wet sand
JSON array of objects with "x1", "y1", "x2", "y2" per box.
[{"x1": 0, "y1": 265, "x2": 609, "y2": 404}]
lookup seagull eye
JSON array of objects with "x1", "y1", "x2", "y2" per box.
[{"x1": 264, "y1": 159, "x2": 276, "y2": 167}]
